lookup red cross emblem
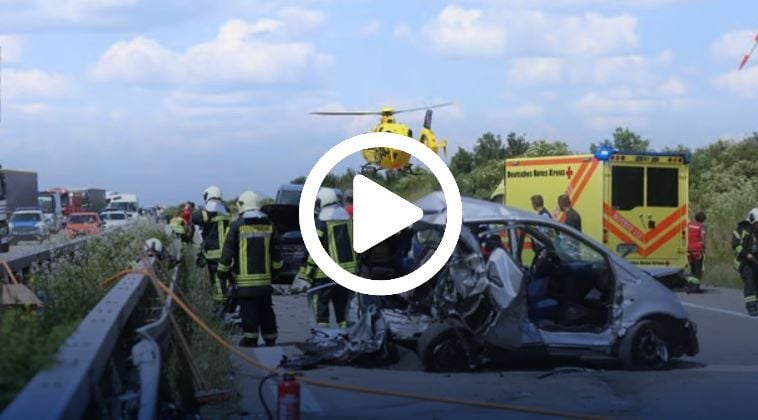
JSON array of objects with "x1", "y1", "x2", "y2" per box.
[{"x1": 566, "y1": 166, "x2": 574, "y2": 179}]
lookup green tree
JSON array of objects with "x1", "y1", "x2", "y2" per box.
[
  {"x1": 472, "y1": 132, "x2": 507, "y2": 165},
  {"x1": 449, "y1": 147, "x2": 474, "y2": 176},
  {"x1": 525, "y1": 139, "x2": 572, "y2": 157},
  {"x1": 590, "y1": 127, "x2": 650, "y2": 153},
  {"x1": 505, "y1": 132, "x2": 530, "y2": 157},
  {"x1": 290, "y1": 176, "x2": 306, "y2": 185}
]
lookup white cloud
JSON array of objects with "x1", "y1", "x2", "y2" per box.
[
  {"x1": 422, "y1": 6, "x2": 638, "y2": 57},
  {"x1": 90, "y1": 36, "x2": 178, "y2": 83},
  {"x1": 0, "y1": 35, "x2": 24, "y2": 63},
  {"x1": 509, "y1": 58, "x2": 564, "y2": 85},
  {"x1": 586, "y1": 55, "x2": 651, "y2": 86},
  {"x1": 714, "y1": 66, "x2": 758, "y2": 99},
  {"x1": 422, "y1": 5, "x2": 505, "y2": 56},
  {"x1": 163, "y1": 90, "x2": 260, "y2": 120},
  {"x1": 90, "y1": 17, "x2": 333, "y2": 85},
  {"x1": 711, "y1": 29, "x2": 755, "y2": 62},
  {"x1": 3, "y1": 69, "x2": 69, "y2": 101},
  {"x1": 658, "y1": 76, "x2": 686, "y2": 95},
  {"x1": 511, "y1": 103, "x2": 544, "y2": 118}
]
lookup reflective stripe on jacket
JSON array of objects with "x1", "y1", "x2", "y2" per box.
[{"x1": 218, "y1": 213, "x2": 282, "y2": 288}]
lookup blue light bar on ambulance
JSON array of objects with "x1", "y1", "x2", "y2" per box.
[{"x1": 594, "y1": 147, "x2": 614, "y2": 161}]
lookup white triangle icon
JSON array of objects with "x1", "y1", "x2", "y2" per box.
[{"x1": 352, "y1": 174, "x2": 423, "y2": 254}]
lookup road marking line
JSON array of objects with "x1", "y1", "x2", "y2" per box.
[{"x1": 682, "y1": 301, "x2": 758, "y2": 321}]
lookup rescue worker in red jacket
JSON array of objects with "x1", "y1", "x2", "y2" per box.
[
  {"x1": 217, "y1": 191, "x2": 282, "y2": 347},
  {"x1": 686, "y1": 211, "x2": 707, "y2": 293},
  {"x1": 733, "y1": 208, "x2": 758, "y2": 316}
]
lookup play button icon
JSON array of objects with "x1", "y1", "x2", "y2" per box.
[
  {"x1": 299, "y1": 132, "x2": 462, "y2": 296},
  {"x1": 352, "y1": 175, "x2": 423, "y2": 253}
]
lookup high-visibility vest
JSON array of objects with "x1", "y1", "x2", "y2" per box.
[
  {"x1": 299, "y1": 218, "x2": 357, "y2": 281},
  {"x1": 201, "y1": 210, "x2": 231, "y2": 260},
  {"x1": 170, "y1": 216, "x2": 186, "y2": 235},
  {"x1": 218, "y1": 220, "x2": 282, "y2": 288}
]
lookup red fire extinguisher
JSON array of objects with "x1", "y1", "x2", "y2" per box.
[{"x1": 277, "y1": 372, "x2": 300, "y2": 420}]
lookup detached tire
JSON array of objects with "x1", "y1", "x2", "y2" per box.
[
  {"x1": 417, "y1": 322, "x2": 475, "y2": 372},
  {"x1": 619, "y1": 320, "x2": 670, "y2": 370}
]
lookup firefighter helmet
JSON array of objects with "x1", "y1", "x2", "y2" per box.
[
  {"x1": 144, "y1": 238, "x2": 163, "y2": 255},
  {"x1": 317, "y1": 188, "x2": 339, "y2": 207},
  {"x1": 203, "y1": 186, "x2": 222, "y2": 202},
  {"x1": 237, "y1": 190, "x2": 261, "y2": 212},
  {"x1": 748, "y1": 208, "x2": 758, "y2": 224}
]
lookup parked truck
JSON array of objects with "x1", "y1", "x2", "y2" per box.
[
  {"x1": 37, "y1": 191, "x2": 64, "y2": 233},
  {"x1": 0, "y1": 167, "x2": 39, "y2": 252},
  {"x1": 75, "y1": 188, "x2": 107, "y2": 213},
  {"x1": 106, "y1": 193, "x2": 139, "y2": 219}
]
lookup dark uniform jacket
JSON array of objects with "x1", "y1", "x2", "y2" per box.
[
  {"x1": 218, "y1": 211, "x2": 282, "y2": 296},
  {"x1": 299, "y1": 207, "x2": 356, "y2": 283},
  {"x1": 565, "y1": 208, "x2": 582, "y2": 232},
  {"x1": 733, "y1": 221, "x2": 758, "y2": 270},
  {"x1": 191, "y1": 203, "x2": 231, "y2": 260}
]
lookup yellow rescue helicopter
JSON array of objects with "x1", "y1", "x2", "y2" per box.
[{"x1": 311, "y1": 103, "x2": 451, "y2": 174}]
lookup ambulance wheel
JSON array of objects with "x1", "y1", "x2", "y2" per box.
[
  {"x1": 619, "y1": 320, "x2": 670, "y2": 370},
  {"x1": 417, "y1": 321, "x2": 475, "y2": 372}
]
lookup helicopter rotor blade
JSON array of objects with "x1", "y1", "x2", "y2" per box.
[
  {"x1": 310, "y1": 111, "x2": 383, "y2": 116},
  {"x1": 393, "y1": 102, "x2": 455, "y2": 114},
  {"x1": 738, "y1": 31, "x2": 758, "y2": 70}
]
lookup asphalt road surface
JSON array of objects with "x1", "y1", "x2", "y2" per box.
[{"x1": 221, "y1": 285, "x2": 758, "y2": 420}]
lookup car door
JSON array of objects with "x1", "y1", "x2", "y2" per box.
[{"x1": 511, "y1": 221, "x2": 617, "y2": 349}]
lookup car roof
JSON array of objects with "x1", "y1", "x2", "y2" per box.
[
  {"x1": 415, "y1": 191, "x2": 542, "y2": 225},
  {"x1": 13, "y1": 208, "x2": 42, "y2": 213},
  {"x1": 278, "y1": 184, "x2": 303, "y2": 192}
]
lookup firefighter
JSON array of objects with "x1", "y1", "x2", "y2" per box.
[
  {"x1": 191, "y1": 186, "x2": 231, "y2": 304},
  {"x1": 217, "y1": 191, "x2": 281, "y2": 347},
  {"x1": 687, "y1": 211, "x2": 707, "y2": 293},
  {"x1": 169, "y1": 215, "x2": 192, "y2": 243},
  {"x1": 297, "y1": 188, "x2": 356, "y2": 328},
  {"x1": 733, "y1": 208, "x2": 758, "y2": 316}
]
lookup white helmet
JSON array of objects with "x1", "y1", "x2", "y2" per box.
[
  {"x1": 237, "y1": 190, "x2": 261, "y2": 212},
  {"x1": 203, "y1": 186, "x2": 222, "y2": 202},
  {"x1": 317, "y1": 188, "x2": 339, "y2": 208},
  {"x1": 144, "y1": 238, "x2": 163, "y2": 255},
  {"x1": 748, "y1": 208, "x2": 758, "y2": 224}
]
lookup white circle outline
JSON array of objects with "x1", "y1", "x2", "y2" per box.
[{"x1": 298, "y1": 132, "x2": 462, "y2": 296}]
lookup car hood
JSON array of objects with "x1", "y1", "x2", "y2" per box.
[
  {"x1": 67, "y1": 223, "x2": 97, "y2": 230},
  {"x1": 12, "y1": 220, "x2": 39, "y2": 228}
]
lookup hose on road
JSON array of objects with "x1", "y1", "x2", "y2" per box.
[{"x1": 103, "y1": 268, "x2": 608, "y2": 420}]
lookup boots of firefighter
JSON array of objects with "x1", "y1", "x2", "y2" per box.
[
  {"x1": 747, "y1": 300, "x2": 758, "y2": 317},
  {"x1": 239, "y1": 333, "x2": 258, "y2": 348}
]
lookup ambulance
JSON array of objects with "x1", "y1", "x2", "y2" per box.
[{"x1": 503, "y1": 148, "x2": 689, "y2": 273}]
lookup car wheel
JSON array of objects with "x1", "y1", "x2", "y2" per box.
[
  {"x1": 619, "y1": 320, "x2": 670, "y2": 370},
  {"x1": 417, "y1": 321, "x2": 476, "y2": 372}
]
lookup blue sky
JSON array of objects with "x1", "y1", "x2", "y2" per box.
[{"x1": 1, "y1": 0, "x2": 756, "y2": 205}]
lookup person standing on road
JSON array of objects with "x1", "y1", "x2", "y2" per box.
[
  {"x1": 732, "y1": 208, "x2": 758, "y2": 316},
  {"x1": 687, "y1": 211, "x2": 707, "y2": 293},
  {"x1": 297, "y1": 188, "x2": 356, "y2": 328},
  {"x1": 531, "y1": 195, "x2": 552, "y2": 219},
  {"x1": 217, "y1": 191, "x2": 282, "y2": 347},
  {"x1": 191, "y1": 186, "x2": 231, "y2": 305},
  {"x1": 557, "y1": 194, "x2": 582, "y2": 232}
]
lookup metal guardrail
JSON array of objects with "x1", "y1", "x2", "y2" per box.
[
  {"x1": 2, "y1": 256, "x2": 178, "y2": 420},
  {"x1": 131, "y1": 266, "x2": 178, "y2": 420}
]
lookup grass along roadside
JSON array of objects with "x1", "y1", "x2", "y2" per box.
[{"x1": 0, "y1": 222, "x2": 167, "y2": 409}]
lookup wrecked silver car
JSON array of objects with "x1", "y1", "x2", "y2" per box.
[{"x1": 350, "y1": 192, "x2": 698, "y2": 372}]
